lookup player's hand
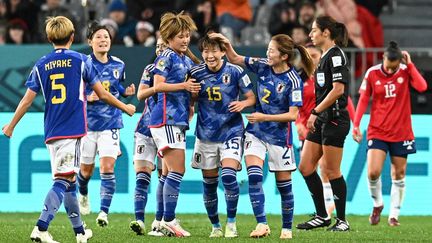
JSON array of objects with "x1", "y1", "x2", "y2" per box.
[
  {"x1": 87, "y1": 92, "x2": 99, "y2": 102},
  {"x1": 296, "y1": 123, "x2": 307, "y2": 139},
  {"x1": 184, "y1": 78, "x2": 201, "y2": 94},
  {"x1": 229, "y1": 101, "x2": 246, "y2": 112},
  {"x1": 246, "y1": 112, "x2": 266, "y2": 123},
  {"x1": 208, "y1": 33, "x2": 230, "y2": 46},
  {"x1": 125, "y1": 104, "x2": 136, "y2": 116},
  {"x1": 401, "y1": 51, "x2": 412, "y2": 64},
  {"x1": 2, "y1": 124, "x2": 13, "y2": 138},
  {"x1": 352, "y1": 126, "x2": 363, "y2": 143},
  {"x1": 124, "y1": 83, "x2": 136, "y2": 96},
  {"x1": 306, "y1": 114, "x2": 317, "y2": 132}
]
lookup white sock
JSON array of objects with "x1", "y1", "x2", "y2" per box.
[
  {"x1": 389, "y1": 178, "x2": 405, "y2": 219},
  {"x1": 368, "y1": 177, "x2": 383, "y2": 207},
  {"x1": 322, "y1": 182, "x2": 334, "y2": 214}
]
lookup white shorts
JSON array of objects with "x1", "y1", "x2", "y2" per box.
[
  {"x1": 150, "y1": 125, "x2": 186, "y2": 158},
  {"x1": 191, "y1": 137, "x2": 243, "y2": 170},
  {"x1": 80, "y1": 129, "x2": 120, "y2": 164},
  {"x1": 133, "y1": 132, "x2": 161, "y2": 171},
  {"x1": 244, "y1": 132, "x2": 296, "y2": 172},
  {"x1": 46, "y1": 138, "x2": 81, "y2": 178}
]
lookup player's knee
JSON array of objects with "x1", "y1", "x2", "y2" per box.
[{"x1": 368, "y1": 170, "x2": 381, "y2": 180}]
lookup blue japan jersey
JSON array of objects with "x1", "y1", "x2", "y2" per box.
[
  {"x1": 244, "y1": 57, "x2": 303, "y2": 147},
  {"x1": 86, "y1": 54, "x2": 126, "y2": 131},
  {"x1": 149, "y1": 48, "x2": 195, "y2": 128},
  {"x1": 25, "y1": 48, "x2": 97, "y2": 143},
  {"x1": 190, "y1": 61, "x2": 252, "y2": 142},
  {"x1": 135, "y1": 64, "x2": 157, "y2": 137}
]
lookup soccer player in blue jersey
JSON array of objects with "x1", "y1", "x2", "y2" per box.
[
  {"x1": 76, "y1": 22, "x2": 136, "y2": 228},
  {"x1": 190, "y1": 35, "x2": 256, "y2": 238},
  {"x1": 2, "y1": 16, "x2": 135, "y2": 243},
  {"x1": 129, "y1": 37, "x2": 168, "y2": 236},
  {"x1": 209, "y1": 32, "x2": 314, "y2": 239},
  {"x1": 148, "y1": 11, "x2": 201, "y2": 237}
]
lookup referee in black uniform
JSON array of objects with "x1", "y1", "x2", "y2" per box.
[{"x1": 296, "y1": 16, "x2": 351, "y2": 232}]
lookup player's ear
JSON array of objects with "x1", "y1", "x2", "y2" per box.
[{"x1": 69, "y1": 33, "x2": 74, "y2": 44}]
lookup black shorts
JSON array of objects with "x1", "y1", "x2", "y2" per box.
[
  {"x1": 367, "y1": 139, "x2": 416, "y2": 157},
  {"x1": 306, "y1": 110, "x2": 350, "y2": 148}
]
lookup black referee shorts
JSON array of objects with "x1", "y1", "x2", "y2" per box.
[{"x1": 306, "y1": 110, "x2": 350, "y2": 148}]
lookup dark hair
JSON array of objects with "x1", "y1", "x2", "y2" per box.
[
  {"x1": 315, "y1": 16, "x2": 348, "y2": 47},
  {"x1": 86, "y1": 21, "x2": 112, "y2": 40},
  {"x1": 385, "y1": 41, "x2": 403, "y2": 61},
  {"x1": 271, "y1": 34, "x2": 314, "y2": 77},
  {"x1": 198, "y1": 35, "x2": 226, "y2": 52}
]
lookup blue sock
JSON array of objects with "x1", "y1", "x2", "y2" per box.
[
  {"x1": 221, "y1": 167, "x2": 239, "y2": 222},
  {"x1": 37, "y1": 179, "x2": 69, "y2": 231},
  {"x1": 247, "y1": 166, "x2": 266, "y2": 224},
  {"x1": 134, "y1": 172, "x2": 151, "y2": 222},
  {"x1": 155, "y1": 175, "x2": 166, "y2": 221},
  {"x1": 163, "y1": 172, "x2": 183, "y2": 222},
  {"x1": 203, "y1": 176, "x2": 219, "y2": 226},
  {"x1": 64, "y1": 181, "x2": 85, "y2": 235},
  {"x1": 77, "y1": 171, "x2": 90, "y2": 196},
  {"x1": 277, "y1": 180, "x2": 294, "y2": 229},
  {"x1": 100, "y1": 173, "x2": 116, "y2": 214}
]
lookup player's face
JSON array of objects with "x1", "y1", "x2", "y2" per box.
[
  {"x1": 202, "y1": 45, "x2": 225, "y2": 71},
  {"x1": 89, "y1": 29, "x2": 111, "y2": 54},
  {"x1": 383, "y1": 56, "x2": 401, "y2": 74},
  {"x1": 266, "y1": 40, "x2": 287, "y2": 67},
  {"x1": 309, "y1": 21, "x2": 325, "y2": 47},
  {"x1": 307, "y1": 46, "x2": 322, "y2": 68},
  {"x1": 168, "y1": 30, "x2": 191, "y2": 54},
  {"x1": 155, "y1": 38, "x2": 168, "y2": 56}
]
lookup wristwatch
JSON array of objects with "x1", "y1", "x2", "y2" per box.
[{"x1": 311, "y1": 109, "x2": 319, "y2": 116}]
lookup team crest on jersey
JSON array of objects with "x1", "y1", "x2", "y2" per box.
[
  {"x1": 113, "y1": 69, "x2": 120, "y2": 79},
  {"x1": 397, "y1": 77, "x2": 404, "y2": 84},
  {"x1": 137, "y1": 145, "x2": 145, "y2": 154},
  {"x1": 276, "y1": 82, "x2": 286, "y2": 93},
  {"x1": 141, "y1": 69, "x2": 150, "y2": 81},
  {"x1": 194, "y1": 153, "x2": 202, "y2": 163},
  {"x1": 317, "y1": 72, "x2": 325, "y2": 87},
  {"x1": 222, "y1": 73, "x2": 231, "y2": 85}
]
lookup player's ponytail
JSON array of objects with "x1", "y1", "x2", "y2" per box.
[
  {"x1": 295, "y1": 44, "x2": 314, "y2": 77},
  {"x1": 315, "y1": 16, "x2": 348, "y2": 47}
]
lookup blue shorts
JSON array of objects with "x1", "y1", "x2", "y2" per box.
[{"x1": 367, "y1": 139, "x2": 416, "y2": 157}]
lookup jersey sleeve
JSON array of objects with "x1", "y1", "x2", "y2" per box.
[
  {"x1": 289, "y1": 76, "x2": 303, "y2": 107},
  {"x1": 82, "y1": 56, "x2": 98, "y2": 87},
  {"x1": 153, "y1": 54, "x2": 172, "y2": 78},
  {"x1": 140, "y1": 64, "x2": 154, "y2": 86},
  {"x1": 358, "y1": 68, "x2": 372, "y2": 96},
  {"x1": 330, "y1": 50, "x2": 350, "y2": 85},
  {"x1": 25, "y1": 66, "x2": 41, "y2": 93},
  {"x1": 244, "y1": 57, "x2": 268, "y2": 76},
  {"x1": 234, "y1": 65, "x2": 253, "y2": 93}
]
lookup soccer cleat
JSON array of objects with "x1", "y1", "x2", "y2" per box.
[
  {"x1": 30, "y1": 226, "x2": 59, "y2": 243},
  {"x1": 130, "y1": 220, "x2": 145, "y2": 235},
  {"x1": 249, "y1": 223, "x2": 270, "y2": 238},
  {"x1": 327, "y1": 218, "x2": 350, "y2": 231},
  {"x1": 224, "y1": 222, "x2": 238, "y2": 238},
  {"x1": 78, "y1": 194, "x2": 91, "y2": 215},
  {"x1": 96, "y1": 211, "x2": 109, "y2": 227},
  {"x1": 160, "y1": 218, "x2": 191, "y2": 237},
  {"x1": 209, "y1": 227, "x2": 223, "y2": 238},
  {"x1": 388, "y1": 217, "x2": 400, "y2": 226},
  {"x1": 369, "y1": 205, "x2": 384, "y2": 225},
  {"x1": 76, "y1": 228, "x2": 93, "y2": 243},
  {"x1": 296, "y1": 214, "x2": 331, "y2": 230},
  {"x1": 280, "y1": 228, "x2": 292, "y2": 239},
  {"x1": 147, "y1": 219, "x2": 164, "y2": 237}
]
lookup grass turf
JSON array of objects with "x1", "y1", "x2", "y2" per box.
[{"x1": 0, "y1": 213, "x2": 430, "y2": 242}]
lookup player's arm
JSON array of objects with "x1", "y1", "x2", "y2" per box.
[
  {"x1": 153, "y1": 75, "x2": 200, "y2": 94},
  {"x1": 208, "y1": 33, "x2": 245, "y2": 66},
  {"x1": 352, "y1": 89, "x2": 370, "y2": 143},
  {"x1": 2, "y1": 89, "x2": 37, "y2": 138},
  {"x1": 229, "y1": 90, "x2": 256, "y2": 112},
  {"x1": 246, "y1": 106, "x2": 299, "y2": 123},
  {"x1": 92, "y1": 82, "x2": 136, "y2": 116},
  {"x1": 403, "y1": 51, "x2": 428, "y2": 92},
  {"x1": 118, "y1": 82, "x2": 136, "y2": 97},
  {"x1": 137, "y1": 83, "x2": 154, "y2": 101}
]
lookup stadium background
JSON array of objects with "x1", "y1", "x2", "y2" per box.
[{"x1": 1, "y1": 0, "x2": 432, "y2": 219}]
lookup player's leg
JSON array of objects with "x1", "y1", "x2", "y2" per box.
[
  {"x1": 271, "y1": 144, "x2": 296, "y2": 239},
  {"x1": 244, "y1": 133, "x2": 270, "y2": 238},
  {"x1": 148, "y1": 159, "x2": 167, "y2": 236},
  {"x1": 77, "y1": 132, "x2": 97, "y2": 215},
  {"x1": 319, "y1": 159, "x2": 335, "y2": 216},
  {"x1": 130, "y1": 133, "x2": 157, "y2": 235},
  {"x1": 96, "y1": 129, "x2": 121, "y2": 227}
]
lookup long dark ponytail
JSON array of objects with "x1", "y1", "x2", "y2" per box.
[{"x1": 315, "y1": 16, "x2": 348, "y2": 47}]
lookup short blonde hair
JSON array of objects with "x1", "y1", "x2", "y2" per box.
[
  {"x1": 45, "y1": 16, "x2": 75, "y2": 45},
  {"x1": 159, "y1": 11, "x2": 197, "y2": 42}
]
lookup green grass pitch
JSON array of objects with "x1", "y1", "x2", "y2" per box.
[{"x1": 0, "y1": 213, "x2": 430, "y2": 242}]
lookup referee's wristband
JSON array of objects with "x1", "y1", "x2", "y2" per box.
[{"x1": 311, "y1": 109, "x2": 319, "y2": 116}]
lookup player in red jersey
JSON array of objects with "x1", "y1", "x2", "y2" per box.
[{"x1": 353, "y1": 41, "x2": 427, "y2": 226}]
